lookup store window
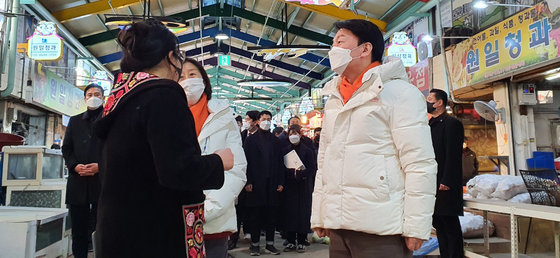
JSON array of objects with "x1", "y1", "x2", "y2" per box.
[{"x1": 11, "y1": 111, "x2": 47, "y2": 146}]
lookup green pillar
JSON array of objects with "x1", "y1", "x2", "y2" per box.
[{"x1": 2, "y1": 0, "x2": 21, "y2": 97}]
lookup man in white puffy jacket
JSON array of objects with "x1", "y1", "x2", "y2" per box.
[{"x1": 311, "y1": 19, "x2": 438, "y2": 257}]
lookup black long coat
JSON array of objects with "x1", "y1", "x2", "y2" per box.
[
  {"x1": 93, "y1": 78, "x2": 224, "y2": 258},
  {"x1": 429, "y1": 114, "x2": 464, "y2": 216},
  {"x1": 280, "y1": 142, "x2": 316, "y2": 233},
  {"x1": 243, "y1": 129, "x2": 284, "y2": 207},
  {"x1": 62, "y1": 108, "x2": 102, "y2": 205}
]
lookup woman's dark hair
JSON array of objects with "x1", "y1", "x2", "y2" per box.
[
  {"x1": 118, "y1": 19, "x2": 181, "y2": 73},
  {"x1": 183, "y1": 57, "x2": 213, "y2": 100},
  {"x1": 288, "y1": 124, "x2": 302, "y2": 135},
  {"x1": 235, "y1": 115, "x2": 243, "y2": 123},
  {"x1": 334, "y1": 19, "x2": 385, "y2": 63}
]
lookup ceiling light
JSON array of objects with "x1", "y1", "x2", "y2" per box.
[
  {"x1": 473, "y1": 0, "x2": 532, "y2": 9},
  {"x1": 104, "y1": 15, "x2": 188, "y2": 34},
  {"x1": 215, "y1": 33, "x2": 229, "y2": 40},
  {"x1": 422, "y1": 35, "x2": 434, "y2": 42},
  {"x1": 546, "y1": 72, "x2": 560, "y2": 81},
  {"x1": 233, "y1": 97, "x2": 273, "y2": 103},
  {"x1": 214, "y1": 51, "x2": 225, "y2": 57},
  {"x1": 473, "y1": 0, "x2": 489, "y2": 9},
  {"x1": 238, "y1": 79, "x2": 292, "y2": 88}
]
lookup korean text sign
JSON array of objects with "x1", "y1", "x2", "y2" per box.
[{"x1": 451, "y1": 2, "x2": 560, "y2": 89}]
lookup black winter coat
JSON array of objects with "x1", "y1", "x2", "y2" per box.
[
  {"x1": 280, "y1": 142, "x2": 316, "y2": 233},
  {"x1": 243, "y1": 129, "x2": 284, "y2": 207},
  {"x1": 62, "y1": 108, "x2": 102, "y2": 205},
  {"x1": 93, "y1": 78, "x2": 224, "y2": 258},
  {"x1": 429, "y1": 114, "x2": 464, "y2": 216}
]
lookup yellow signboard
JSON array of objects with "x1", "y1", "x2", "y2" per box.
[{"x1": 451, "y1": 2, "x2": 560, "y2": 89}]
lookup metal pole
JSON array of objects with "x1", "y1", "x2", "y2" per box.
[{"x1": 2, "y1": 0, "x2": 20, "y2": 97}]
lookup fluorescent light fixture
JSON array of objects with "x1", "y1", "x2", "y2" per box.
[
  {"x1": 473, "y1": 0, "x2": 489, "y2": 9},
  {"x1": 215, "y1": 33, "x2": 229, "y2": 40},
  {"x1": 544, "y1": 68, "x2": 560, "y2": 75},
  {"x1": 473, "y1": 0, "x2": 532, "y2": 9},
  {"x1": 546, "y1": 72, "x2": 560, "y2": 81},
  {"x1": 422, "y1": 35, "x2": 434, "y2": 42},
  {"x1": 238, "y1": 79, "x2": 292, "y2": 88}
]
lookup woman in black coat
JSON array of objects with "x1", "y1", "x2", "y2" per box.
[
  {"x1": 93, "y1": 20, "x2": 233, "y2": 258},
  {"x1": 280, "y1": 125, "x2": 316, "y2": 253}
]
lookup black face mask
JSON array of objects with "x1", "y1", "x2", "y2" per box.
[
  {"x1": 168, "y1": 51, "x2": 184, "y2": 82},
  {"x1": 427, "y1": 101, "x2": 436, "y2": 114}
]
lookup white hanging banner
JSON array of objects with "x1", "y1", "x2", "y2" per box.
[{"x1": 27, "y1": 21, "x2": 64, "y2": 61}]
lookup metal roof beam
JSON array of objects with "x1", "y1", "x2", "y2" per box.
[
  {"x1": 278, "y1": 0, "x2": 387, "y2": 32},
  {"x1": 77, "y1": 4, "x2": 334, "y2": 48},
  {"x1": 96, "y1": 28, "x2": 323, "y2": 80},
  {"x1": 206, "y1": 57, "x2": 311, "y2": 89},
  {"x1": 207, "y1": 67, "x2": 299, "y2": 97},
  {"x1": 53, "y1": 0, "x2": 140, "y2": 23}
]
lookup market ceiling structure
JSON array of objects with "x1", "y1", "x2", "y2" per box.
[{"x1": 38, "y1": 0, "x2": 437, "y2": 114}]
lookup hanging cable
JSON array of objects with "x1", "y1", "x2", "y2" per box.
[
  {"x1": 270, "y1": 54, "x2": 328, "y2": 108},
  {"x1": 198, "y1": 0, "x2": 204, "y2": 66},
  {"x1": 239, "y1": 0, "x2": 278, "y2": 85}
]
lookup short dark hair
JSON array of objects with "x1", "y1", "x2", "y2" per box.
[
  {"x1": 84, "y1": 84, "x2": 104, "y2": 97},
  {"x1": 334, "y1": 19, "x2": 385, "y2": 63},
  {"x1": 118, "y1": 19, "x2": 180, "y2": 73},
  {"x1": 246, "y1": 110, "x2": 260, "y2": 121},
  {"x1": 315, "y1": 127, "x2": 322, "y2": 132},
  {"x1": 288, "y1": 116, "x2": 300, "y2": 124},
  {"x1": 288, "y1": 124, "x2": 302, "y2": 135},
  {"x1": 183, "y1": 57, "x2": 213, "y2": 100},
  {"x1": 430, "y1": 89, "x2": 448, "y2": 106},
  {"x1": 272, "y1": 127, "x2": 284, "y2": 135},
  {"x1": 235, "y1": 115, "x2": 243, "y2": 123},
  {"x1": 259, "y1": 111, "x2": 272, "y2": 119}
]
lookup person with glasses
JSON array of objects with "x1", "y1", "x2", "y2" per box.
[{"x1": 93, "y1": 19, "x2": 234, "y2": 258}]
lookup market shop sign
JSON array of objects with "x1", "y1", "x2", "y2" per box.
[
  {"x1": 33, "y1": 63, "x2": 86, "y2": 116},
  {"x1": 406, "y1": 58, "x2": 431, "y2": 96},
  {"x1": 27, "y1": 21, "x2": 63, "y2": 61},
  {"x1": 387, "y1": 32, "x2": 418, "y2": 67},
  {"x1": 450, "y1": 1, "x2": 560, "y2": 89}
]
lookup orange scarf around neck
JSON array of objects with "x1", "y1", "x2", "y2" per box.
[
  {"x1": 189, "y1": 94, "x2": 210, "y2": 137},
  {"x1": 339, "y1": 61, "x2": 380, "y2": 104}
]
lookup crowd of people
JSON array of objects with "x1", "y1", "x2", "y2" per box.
[{"x1": 61, "y1": 17, "x2": 467, "y2": 258}]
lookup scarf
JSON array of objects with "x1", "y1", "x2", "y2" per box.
[
  {"x1": 189, "y1": 94, "x2": 210, "y2": 137},
  {"x1": 103, "y1": 72, "x2": 160, "y2": 117}
]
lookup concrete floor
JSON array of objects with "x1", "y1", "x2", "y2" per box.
[{"x1": 228, "y1": 233, "x2": 329, "y2": 258}]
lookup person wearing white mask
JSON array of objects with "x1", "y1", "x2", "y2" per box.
[
  {"x1": 243, "y1": 110, "x2": 284, "y2": 256},
  {"x1": 312, "y1": 19, "x2": 437, "y2": 257},
  {"x1": 179, "y1": 57, "x2": 247, "y2": 258},
  {"x1": 280, "y1": 125, "x2": 316, "y2": 253},
  {"x1": 258, "y1": 110, "x2": 272, "y2": 131},
  {"x1": 61, "y1": 84, "x2": 105, "y2": 258}
]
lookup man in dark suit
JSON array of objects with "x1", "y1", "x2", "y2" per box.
[
  {"x1": 244, "y1": 110, "x2": 284, "y2": 256},
  {"x1": 62, "y1": 84, "x2": 104, "y2": 258},
  {"x1": 230, "y1": 110, "x2": 261, "y2": 250},
  {"x1": 241, "y1": 110, "x2": 260, "y2": 145},
  {"x1": 427, "y1": 89, "x2": 465, "y2": 258}
]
